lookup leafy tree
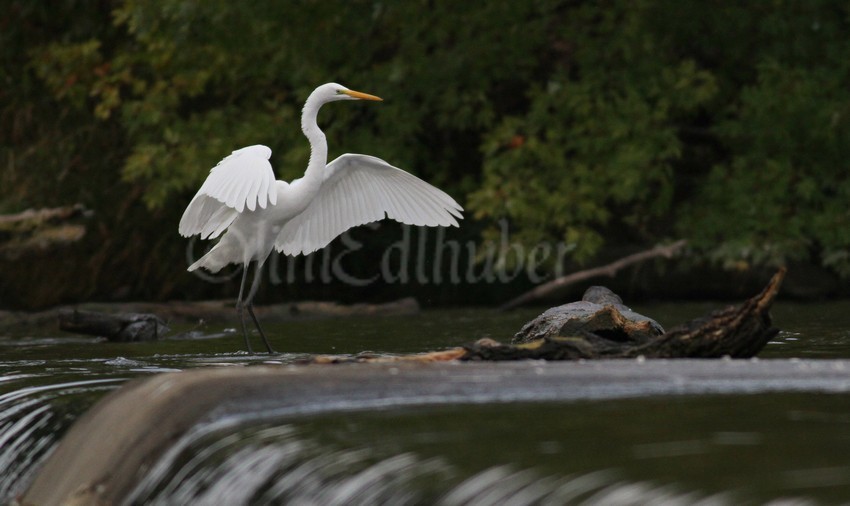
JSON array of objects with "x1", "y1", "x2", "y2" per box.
[
  {"x1": 470, "y1": 3, "x2": 717, "y2": 264},
  {"x1": 5, "y1": 0, "x2": 850, "y2": 308},
  {"x1": 675, "y1": 3, "x2": 850, "y2": 275}
]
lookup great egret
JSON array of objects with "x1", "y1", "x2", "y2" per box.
[{"x1": 179, "y1": 83, "x2": 463, "y2": 353}]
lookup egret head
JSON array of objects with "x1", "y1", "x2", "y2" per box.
[{"x1": 315, "y1": 83, "x2": 383, "y2": 103}]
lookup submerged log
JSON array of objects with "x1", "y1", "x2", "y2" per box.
[{"x1": 58, "y1": 309, "x2": 170, "y2": 342}]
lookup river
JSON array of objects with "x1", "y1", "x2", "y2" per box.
[{"x1": 3, "y1": 301, "x2": 850, "y2": 504}]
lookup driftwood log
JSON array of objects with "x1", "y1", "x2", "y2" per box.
[
  {"x1": 0, "y1": 204, "x2": 89, "y2": 260},
  {"x1": 58, "y1": 309, "x2": 170, "y2": 342},
  {"x1": 311, "y1": 268, "x2": 786, "y2": 364}
]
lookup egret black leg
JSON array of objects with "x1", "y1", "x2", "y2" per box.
[
  {"x1": 247, "y1": 304, "x2": 274, "y2": 354},
  {"x1": 236, "y1": 264, "x2": 254, "y2": 353},
  {"x1": 245, "y1": 262, "x2": 275, "y2": 354}
]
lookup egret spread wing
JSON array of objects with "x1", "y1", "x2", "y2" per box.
[
  {"x1": 275, "y1": 153, "x2": 463, "y2": 256},
  {"x1": 178, "y1": 145, "x2": 278, "y2": 239}
]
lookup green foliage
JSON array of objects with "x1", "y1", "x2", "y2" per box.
[
  {"x1": 6, "y1": 0, "x2": 850, "y2": 307},
  {"x1": 470, "y1": 2, "x2": 717, "y2": 263},
  {"x1": 38, "y1": 0, "x2": 559, "y2": 209},
  {"x1": 676, "y1": 5, "x2": 850, "y2": 275}
]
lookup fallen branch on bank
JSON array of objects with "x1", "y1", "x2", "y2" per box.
[
  {"x1": 0, "y1": 204, "x2": 89, "y2": 229},
  {"x1": 0, "y1": 204, "x2": 90, "y2": 259},
  {"x1": 499, "y1": 239, "x2": 688, "y2": 311}
]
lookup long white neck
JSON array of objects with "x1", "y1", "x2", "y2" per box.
[{"x1": 300, "y1": 94, "x2": 328, "y2": 188}]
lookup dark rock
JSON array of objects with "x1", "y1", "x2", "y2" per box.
[{"x1": 59, "y1": 309, "x2": 169, "y2": 342}]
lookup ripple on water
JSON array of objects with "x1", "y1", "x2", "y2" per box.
[
  {"x1": 104, "y1": 357, "x2": 144, "y2": 367},
  {"x1": 0, "y1": 336, "x2": 102, "y2": 347}
]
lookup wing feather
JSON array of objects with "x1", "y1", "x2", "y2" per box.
[
  {"x1": 257, "y1": 171, "x2": 270, "y2": 209},
  {"x1": 381, "y1": 173, "x2": 410, "y2": 222},
  {"x1": 352, "y1": 171, "x2": 373, "y2": 222},
  {"x1": 372, "y1": 176, "x2": 397, "y2": 219},
  {"x1": 396, "y1": 172, "x2": 443, "y2": 224},
  {"x1": 178, "y1": 145, "x2": 277, "y2": 237},
  {"x1": 383, "y1": 177, "x2": 411, "y2": 223},
  {"x1": 275, "y1": 153, "x2": 464, "y2": 256},
  {"x1": 392, "y1": 180, "x2": 422, "y2": 222}
]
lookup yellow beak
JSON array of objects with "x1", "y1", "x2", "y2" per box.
[{"x1": 342, "y1": 89, "x2": 383, "y2": 101}]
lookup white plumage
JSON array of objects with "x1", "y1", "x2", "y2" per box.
[
  {"x1": 178, "y1": 145, "x2": 277, "y2": 240},
  {"x1": 179, "y1": 83, "x2": 463, "y2": 352},
  {"x1": 276, "y1": 153, "x2": 462, "y2": 256}
]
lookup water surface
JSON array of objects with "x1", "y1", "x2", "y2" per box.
[{"x1": 3, "y1": 301, "x2": 850, "y2": 504}]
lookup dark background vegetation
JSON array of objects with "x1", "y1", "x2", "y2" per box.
[{"x1": 3, "y1": 1, "x2": 850, "y2": 309}]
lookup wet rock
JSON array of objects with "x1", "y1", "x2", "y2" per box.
[{"x1": 512, "y1": 286, "x2": 664, "y2": 345}]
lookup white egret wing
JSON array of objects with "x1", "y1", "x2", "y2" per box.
[
  {"x1": 275, "y1": 153, "x2": 463, "y2": 256},
  {"x1": 179, "y1": 145, "x2": 278, "y2": 239}
]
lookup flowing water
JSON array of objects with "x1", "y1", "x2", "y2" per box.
[{"x1": 3, "y1": 301, "x2": 850, "y2": 504}]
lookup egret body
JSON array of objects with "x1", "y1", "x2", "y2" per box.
[{"x1": 179, "y1": 83, "x2": 463, "y2": 353}]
